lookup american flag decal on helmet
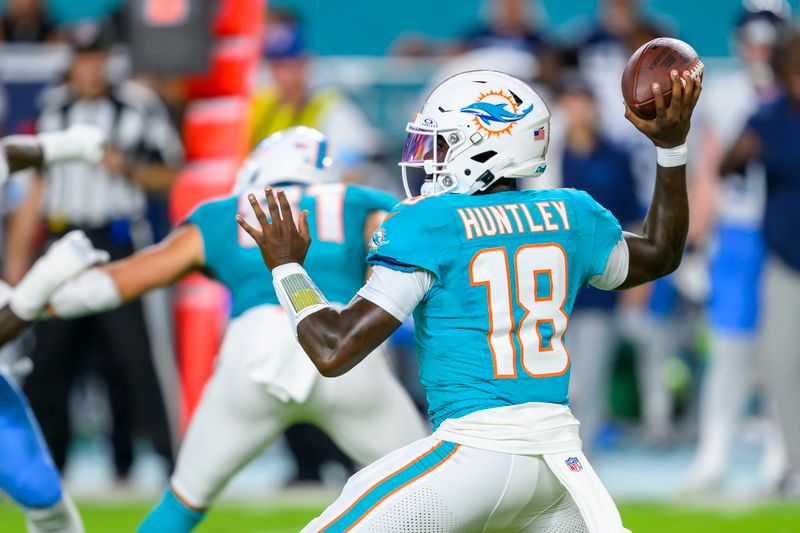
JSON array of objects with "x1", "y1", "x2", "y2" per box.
[
  {"x1": 565, "y1": 457, "x2": 583, "y2": 472},
  {"x1": 534, "y1": 127, "x2": 545, "y2": 140}
]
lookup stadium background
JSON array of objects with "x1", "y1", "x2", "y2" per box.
[{"x1": 0, "y1": 0, "x2": 799, "y2": 531}]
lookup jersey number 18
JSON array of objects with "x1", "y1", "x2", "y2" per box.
[{"x1": 469, "y1": 244, "x2": 569, "y2": 379}]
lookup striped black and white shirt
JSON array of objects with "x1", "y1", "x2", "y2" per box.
[{"x1": 36, "y1": 80, "x2": 183, "y2": 227}]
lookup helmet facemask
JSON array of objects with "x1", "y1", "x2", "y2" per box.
[{"x1": 400, "y1": 120, "x2": 477, "y2": 198}]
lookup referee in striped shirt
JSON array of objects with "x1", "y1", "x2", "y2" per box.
[{"x1": 7, "y1": 20, "x2": 183, "y2": 480}]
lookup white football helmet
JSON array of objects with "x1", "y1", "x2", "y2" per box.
[
  {"x1": 233, "y1": 126, "x2": 337, "y2": 193},
  {"x1": 400, "y1": 70, "x2": 551, "y2": 197}
]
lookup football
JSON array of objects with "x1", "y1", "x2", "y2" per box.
[{"x1": 621, "y1": 37, "x2": 704, "y2": 120}]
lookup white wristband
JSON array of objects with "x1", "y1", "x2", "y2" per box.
[
  {"x1": 0, "y1": 154, "x2": 9, "y2": 188},
  {"x1": 272, "y1": 262, "x2": 331, "y2": 335},
  {"x1": 656, "y1": 143, "x2": 688, "y2": 168}
]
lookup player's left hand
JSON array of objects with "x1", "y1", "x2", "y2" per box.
[{"x1": 236, "y1": 187, "x2": 311, "y2": 270}]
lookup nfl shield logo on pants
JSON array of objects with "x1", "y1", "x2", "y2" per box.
[{"x1": 565, "y1": 457, "x2": 583, "y2": 472}]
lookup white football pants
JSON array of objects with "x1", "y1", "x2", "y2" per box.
[
  {"x1": 170, "y1": 309, "x2": 427, "y2": 509},
  {"x1": 303, "y1": 436, "x2": 628, "y2": 533}
]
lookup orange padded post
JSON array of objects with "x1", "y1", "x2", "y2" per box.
[
  {"x1": 184, "y1": 37, "x2": 260, "y2": 99},
  {"x1": 183, "y1": 96, "x2": 252, "y2": 160},
  {"x1": 213, "y1": 0, "x2": 265, "y2": 38},
  {"x1": 174, "y1": 1, "x2": 264, "y2": 431}
]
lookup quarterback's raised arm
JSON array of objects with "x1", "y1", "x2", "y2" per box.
[
  {"x1": 238, "y1": 189, "x2": 404, "y2": 377},
  {"x1": 616, "y1": 69, "x2": 702, "y2": 289}
]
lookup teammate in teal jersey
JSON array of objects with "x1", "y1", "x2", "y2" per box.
[
  {"x1": 240, "y1": 69, "x2": 702, "y2": 532},
  {"x1": 45, "y1": 127, "x2": 427, "y2": 533}
]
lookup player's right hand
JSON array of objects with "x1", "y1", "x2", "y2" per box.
[
  {"x1": 41, "y1": 230, "x2": 111, "y2": 285},
  {"x1": 236, "y1": 187, "x2": 312, "y2": 271},
  {"x1": 624, "y1": 69, "x2": 702, "y2": 148}
]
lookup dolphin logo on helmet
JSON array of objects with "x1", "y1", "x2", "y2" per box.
[{"x1": 460, "y1": 102, "x2": 533, "y2": 126}]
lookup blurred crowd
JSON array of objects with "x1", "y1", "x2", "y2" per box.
[{"x1": 0, "y1": 0, "x2": 799, "y2": 500}]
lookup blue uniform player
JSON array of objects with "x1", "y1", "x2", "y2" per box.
[
  {"x1": 684, "y1": 3, "x2": 790, "y2": 492},
  {"x1": 46, "y1": 126, "x2": 426, "y2": 533},
  {"x1": 0, "y1": 125, "x2": 109, "y2": 533},
  {"x1": 240, "y1": 69, "x2": 702, "y2": 531},
  {"x1": 720, "y1": 23, "x2": 800, "y2": 496}
]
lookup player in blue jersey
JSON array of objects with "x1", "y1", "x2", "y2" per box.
[
  {"x1": 683, "y1": 2, "x2": 790, "y2": 492},
  {"x1": 239, "y1": 69, "x2": 701, "y2": 531},
  {"x1": 0, "y1": 126, "x2": 109, "y2": 533},
  {"x1": 45, "y1": 126, "x2": 427, "y2": 533}
]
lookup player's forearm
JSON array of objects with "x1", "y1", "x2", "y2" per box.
[
  {"x1": 1, "y1": 139, "x2": 45, "y2": 172},
  {"x1": 296, "y1": 297, "x2": 400, "y2": 377},
  {"x1": 101, "y1": 224, "x2": 204, "y2": 302},
  {"x1": 103, "y1": 257, "x2": 188, "y2": 302},
  {"x1": 719, "y1": 151, "x2": 748, "y2": 178},
  {"x1": 0, "y1": 305, "x2": 28, "y2": 347},
  {"x1": 296, "y1": 308, "x2": 367, "y2": 377},
  {"x1": 719, "y1": 130, "x2": 760, "y2": 178},
  {"x1": 644, "y1": 163, "x2": 689, "y2": 268},
  {"x1": 622, "y1": 164, "x2": 688, "y2": 288}
]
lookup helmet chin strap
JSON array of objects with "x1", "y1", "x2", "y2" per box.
[
  {"x1": 462, "y1": 155, "x2": 513, "y2": 195},
  {"x1": 420, "y1": 180, "x2": 438, "y2": 195},
  {"x1": 416, "y1": 154, "x2": 516, "y2": 197}
]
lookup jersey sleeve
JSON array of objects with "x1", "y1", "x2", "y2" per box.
[
  {"x1": 572, "y1": 190, "x2": 624, "y2": 281},
  {"x1": 366, "y1": 206, "x2": 441, "y2": 278},
  {"x1": 185, "y1": 197, "x2": 236, "y2": 277},
  {"x1": 357, "y1": 266, "x2": 434, "y2": 322},
  {"x1": 346, "y1": 185, "x2": 398, "y2": 214}
]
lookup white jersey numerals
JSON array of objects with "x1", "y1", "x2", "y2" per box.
[
  {"x1": 469, "y1": 244, "x2": 569, "y2": 378},
  {"x1": 307, "y1": 183, "x2": 345, "y2": 243},
  {"x1": 237, "y1": 184, "x2": 346, "y2": 247}
]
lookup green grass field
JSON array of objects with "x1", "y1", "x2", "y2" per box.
[{"x1": 1, "y1": 500, "x2": 800, "y2": 532}]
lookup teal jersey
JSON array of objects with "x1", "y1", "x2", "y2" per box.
[
  {"x1": 367, "y1": 189, "x2": 622, "y2": 430},
  {"x1": 188, "y1": 183, "x2": 397, "y2": 318}
]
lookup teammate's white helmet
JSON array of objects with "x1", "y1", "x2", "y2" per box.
[
  {"x1": 400, "y1": 70, "x2": 550, "y2": 197},
  {"x1": 233, "y1": 126, "x2": 336, "y2": 193}
]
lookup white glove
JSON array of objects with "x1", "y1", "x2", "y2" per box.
[
  {"x1": 0, "y1": 154, "x2": 9, "y2": 189},
  {"x1": 9, "y1": 230, "x2": 111, "y2": 320},
  {"x1": 37, "y1": 124, "x2": 108, "y2": 165}
]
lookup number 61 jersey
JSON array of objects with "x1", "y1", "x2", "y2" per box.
[{"x1": 367, "y1": 188, "x2": 623, "y2": 430}]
